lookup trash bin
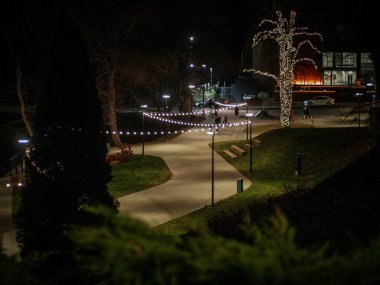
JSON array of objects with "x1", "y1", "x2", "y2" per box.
[
  {"x1": 234, "y1": 106, "x2": 239, "y2": 116},
  {"x1": 237, "y1": 178, "x2": 243, "y2": 193}
]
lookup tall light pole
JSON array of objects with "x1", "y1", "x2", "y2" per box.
[
  {"x1": 202, "y1": 84, "x2": 206, "y2": 116},
  {"x1": 189, "y1": 36, "x2": 194, "y2": 96},
  {"x1": 189, "y1": 85, "x2": 195, "y2": 111},
  {"x1": 162, "y1": 95, "x2": 170, "y2": 139},
  {"x1": 163, "y1": 94, "x2": 170, "y2": 111},
  {"x1": 207, "y1": 128, "x2": 218, "y2": 207},
  {"x1": 355, "y1": 92, "x2": 362, "y2": 127},
  {"x1": 189, "y1": 36, "x2": 194, "y2": 66},
  {"x1": 246, "y1": 109, "x2": 250, "y2": 140},
  {"x1": 246, "y1": 113, "x2": 253, "y2": 174},
  {"x1": 210, "y1": 67, "x2": 213, "y2": 87},
  {"x1": 141, "y1": 104, "x2": 147, "y2": 156}
]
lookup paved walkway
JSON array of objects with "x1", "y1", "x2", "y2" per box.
[
  {"x1": 0, "y1": 177, "x2": 19, "y2": 257},
  {"x1": 0, "y1": 105, "x2": 366, "y2": 255},
  {"x1": 117, "y1": 108, "x2": 253, "y2": 226}
]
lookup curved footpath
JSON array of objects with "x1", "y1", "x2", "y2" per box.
[
  {"x1": 1, "y1": 106, "x2": 354, "y2": 255},
  {"x1": 0, "y1": 108, "x2": 254, "y2": 256},
  {"x1": 118, "y1": 109, "x2": 252, "y2": 227}
]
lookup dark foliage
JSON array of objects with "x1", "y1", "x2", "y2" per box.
[
  {"x1": 208, "y1": 146, "x2": 380, "y2": 254},
  {"x1": 15, "y1": 13, "x2": 118, "y2": 257},
  {"x1": 0, "y1": 249, "x2": 20, "y2": 284},
  {"x1": 11, "y1": 208, "x2": 380, "y2": 285}
]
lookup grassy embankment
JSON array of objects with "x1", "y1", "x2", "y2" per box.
[{"x1": 154, "y1": 126, "x2": 370, "y2": 239}]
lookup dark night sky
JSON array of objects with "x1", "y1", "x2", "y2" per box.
[
  {"x1": 0, "y1": 0, "x2": 378, "y2": 85},
  {"x1": 0, "y1": 0, "x2": 379, "y2": 174}
]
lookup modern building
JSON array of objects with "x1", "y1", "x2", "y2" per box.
[
  {"x1": 251, "y1": 28, "x2": 376, "y2": 102},
  {"x1": 290, "y1": 50, "x2": 376, "y2": 102},
  {"x1": 293, "y1": 51, "x2": 375, "y2": 87}
]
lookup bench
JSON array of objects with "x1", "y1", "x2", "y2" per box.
[
  {"x1": 231, "y1": 145, "x2": 246, "y2": 156},
  {"x1": 244, "y1": 139, "x2": 262, "y2": 150},
  {"x1": 253, "y1": 139, "x2": 262, "y2": 145},
  {"x1": 223, "y1": 149, "x2": 238, "y2": 159},
  {"x1": 244, "y1": 144, "x2": 253, "y2": 150}
]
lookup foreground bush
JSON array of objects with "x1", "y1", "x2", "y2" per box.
[{"x1": 11, "y1": 208, "x2": 379, "y2": 285}]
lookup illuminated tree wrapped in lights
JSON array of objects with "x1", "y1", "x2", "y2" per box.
[{"x1": 244, "y1": 11, "x2": 322, "y2": 127}]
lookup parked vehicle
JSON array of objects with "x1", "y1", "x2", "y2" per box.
[
  {"x1": 193, "y1": 101, "x2": 205, "y2": 108},
  {"x1": 5, "y1": 175, "x2": 24, "y2": 189},
  {"x1": 305, "y1": 96, "x2": 335, "y2": 107}
]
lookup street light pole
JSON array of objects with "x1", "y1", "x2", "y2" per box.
[
  {"x1": 211, "y1": 132, "x2": 215, "y2": 207},
  {"x1": 356, "y1": 92, "x2": 362, "y2": 128},
  {"x1": 202, "y1": 84, "x2": 205, "y2": 116},
  {"x1": 189, "y1": 85, "x2": 195, "y2": 112},
  {"x1": 210, "y1": 67, "x2": 213, "y2": 87},
  {"x1": 141, "y1": 105, "x2": 147, "y2": 156},
  {"x1": 359, "y1": 95, "x2": 361, "y2": 128},
  {"x1": 207, "y1": 129, "x2": 217, "y2": 207},
  {"x1": 246, "y1": 113, "x2": 253, "y2": 174},
  {"x1": 163, "y1": 95, "x2": 170, "y2": 110},
  {"x1": 162, "y1": 95, "x2": 170, "y2": 139},
  {"x1": 246, "y1": 111, "x2": 249, "y2": 140},
  {"x1": 250, "y1": 119, "x2": 253, "y2": 174}
]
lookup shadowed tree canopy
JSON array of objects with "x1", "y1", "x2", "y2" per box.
[{"x1": 16, "y1": 11, "x2": 118, "y2": 256}]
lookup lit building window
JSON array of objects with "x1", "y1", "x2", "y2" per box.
[
  {"x1": 335, "y1": 52, "x2": 356, "y2": 68},
  {"x1": 324, "y1": 70, "x2": 356, "y2": 86},
  {"x1": 323, "y1": 52, "x2": 333, "y2": 67},
  {"x1": 361, "y1": 52, "x2": 375, "y2": 84}
]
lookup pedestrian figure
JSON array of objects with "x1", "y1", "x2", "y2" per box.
[
  {"x1": 206, "y1": 111, "x2": 213, "y2": 126},
  {"x1": 234, "y1": 106, "x2": 239, "y2": 116},
  {"x1": 214, "y1": 115, "x2": 221, "y2": 132},
  {"x1": 214, "y1": 115, "x2": 221, "y2": 125},
  {"x1": 214, "y1": 104, "x2": 219, "y2": 116},
  {"x1": 222, "y1": 114, "x2": 228, "y2": 124},
  {"x1": 303, "y1": 104, "x2": 312, "y2": 120}
]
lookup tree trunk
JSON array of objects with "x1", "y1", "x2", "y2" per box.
[
  {"x1": 107, "y1": 73, "x2": 122, "y2": 149},
  {"x1": 16, "y1": 66, "x2": 33, "y2": 136},
  {"x1": 279, "y1": 83, "x2": 292, "y2": 127},
  {"x1": 279, "y1": 63, "x2": 293, "y2": 127}
]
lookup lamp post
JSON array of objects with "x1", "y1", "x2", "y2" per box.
[
  {"x1": 162, "y1": 95, "x2": 170, "y2": 139},
  {"x1": 207, "y1": 129, "x2": 218, "y2": 207},
  {"x1": 141, "y1": 104, "x2": 147, "y2": 156},
  {"x1": 210, "y1": 67, "x2": 213, "y2": 87},
  {"x1": 246, "y1": 109, "x2": 250, "y2": 140},
  {"x1": 189, "y1": 85, "x2": 195, "y2": 111},
  {"x1": 189, "y1": 36, "x2": 194, "y2": 91},
  {"x1": 246, "y1": 113, "x2": 253, "y2": 174},
  {"x1": 163, "y1": 94, "x2": 170, "y2": 111},
  {"x1": 202, "y1": 84, "x2": 206, "y2": 116},
  {"x1": 189, "y1": 36, "x2": 194, "y2": 64},
  {"x1": 17, "y1": 138, "x2": 29, "y2": 175},
  {"x1": 356, "y1": 92, "x2": 362, "y2": 127}
]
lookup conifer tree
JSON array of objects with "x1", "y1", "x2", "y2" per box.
[{"x1": 16, "y1": 14, "x2": 118, "y2": 256}]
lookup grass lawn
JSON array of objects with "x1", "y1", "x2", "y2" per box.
[
  {"x1": 154, "y1": 127, "x2": 370, "y2": 235},
  {"x1": 108, "y1": 155, "x2": 172, "y2": 198},
  {"x1": 9, "y1": 155, "x2": 171, "y2": 218}
]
